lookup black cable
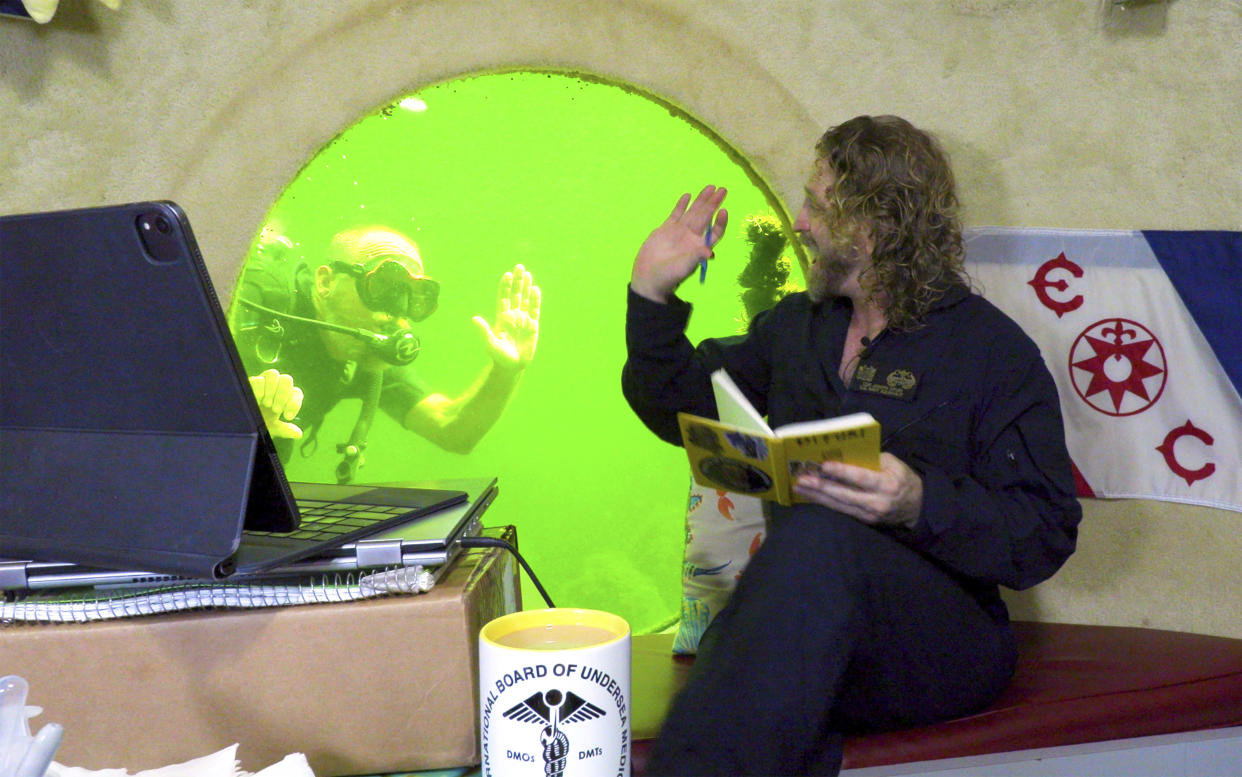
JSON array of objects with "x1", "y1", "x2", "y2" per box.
[
  {"x1": 460, "y1": 537, "x2": 556, "y2": 609},
  {"x1": 235, "y1": 296, "x2": 376, "y2": 339},
  {"x1": 235, "y1": 296, "x2": 421, "y2": 366}
]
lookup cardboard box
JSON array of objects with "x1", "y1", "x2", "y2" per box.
[{"x1": 0, "y1": 528, "x2": 520, "y2": 776}]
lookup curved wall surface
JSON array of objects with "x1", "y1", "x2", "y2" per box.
[{"x1": 2, "y1": 0, "x2": 1239, "y2": 637}]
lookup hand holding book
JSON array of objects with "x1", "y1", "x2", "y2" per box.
[
  {"x1": 677, "y1": 369, "x2": 882, "y2": 507},
  {"x1": 791, "y1": 453, "x2": 923, "y2": 529}
]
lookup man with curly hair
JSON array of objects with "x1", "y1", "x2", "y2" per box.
[{"x1": 623, "y1": 115, "x2": 1081, "y2": 775}]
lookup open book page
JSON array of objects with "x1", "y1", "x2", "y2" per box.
[
  {"x1": 774, "y1": 412, "x2": 880, "y2": 439},
  {"x1": 711, "y1": 369, "x2": 772, "y2": 434},
  {"x1": 677, "y1": 412, "x2": 785, "y2": 503},
  {"x1": 775, "y1": 414, "x2": 882, "y2": 475},
  {"x1": 679, "y1": 369, "x2": 883, "y2": 504}
]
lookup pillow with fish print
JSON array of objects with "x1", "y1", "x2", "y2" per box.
[{"x1": 672, "y1": 478, "x2": 766, "y2": 654}]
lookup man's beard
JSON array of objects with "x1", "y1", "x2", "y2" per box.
[{"x1": 805, "y1": 250, "x2": 857, "y2": 303}]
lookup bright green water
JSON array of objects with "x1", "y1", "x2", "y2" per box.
[{"x1": 226, "y1": 70, "x2": 801, "y2": 633}]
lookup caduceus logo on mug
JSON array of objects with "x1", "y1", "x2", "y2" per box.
[
  {"x1": 503, "y1": 689, "x2": 607, "y2": 775},
  {"x1": 480, "y1": 609, "x2": 631, "y2": 777}
]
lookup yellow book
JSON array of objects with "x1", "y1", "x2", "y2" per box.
[{"x1": 677, "y1": 369, "x2": 881, "y2": 506}]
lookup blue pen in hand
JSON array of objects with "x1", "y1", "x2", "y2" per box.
[{"x1": 700, "y1": 226, "x2": 713, "y2": 283}]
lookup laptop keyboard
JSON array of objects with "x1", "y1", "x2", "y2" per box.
[{"x1": 247, "y1": 500, "x2": 414, "y2": 542}]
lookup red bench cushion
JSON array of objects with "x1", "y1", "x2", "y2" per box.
[{"x1": 631, "y1": 622, "x2": 1242, "y2": 771}]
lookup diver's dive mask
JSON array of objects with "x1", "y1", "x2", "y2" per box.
[{"x1": 332, "y1": 258, "x2": 441, "y2": 322}]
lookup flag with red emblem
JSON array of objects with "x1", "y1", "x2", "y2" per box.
[{"x1": 964, "y1": 228, "x2": 1242, "y2": 513}]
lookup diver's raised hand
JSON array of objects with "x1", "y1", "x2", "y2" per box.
[
  {"x1": 248, "y1": 369, "x2": 304, "y2": 439},
  {"x1": 630, "y1": 185, "x2": 728, "y2": 303},
  {"x1": 474, "y1": 263, "x2": 541, "y2": 370}
]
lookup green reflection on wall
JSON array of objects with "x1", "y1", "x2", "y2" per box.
[{"x1": 227, "y1": 70, "x2": 800, "y2": 632}]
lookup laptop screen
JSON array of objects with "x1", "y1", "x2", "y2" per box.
[{"x1": 1, "y1": 202, "x2": 296, "y2": 575}]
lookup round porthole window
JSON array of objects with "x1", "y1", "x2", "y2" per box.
[{"x1": 227, "y1": 70, "x2": 801, "y2": 630}]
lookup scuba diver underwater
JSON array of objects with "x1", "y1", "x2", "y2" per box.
[{"x1": 230, "y1": 226, "x2": 541, "y2": 484}]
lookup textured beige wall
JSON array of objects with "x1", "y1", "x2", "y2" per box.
[{"x1": 2, "y1": 0, "x2": 1239, "y2": 636}]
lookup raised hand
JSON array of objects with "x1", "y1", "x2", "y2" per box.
[
  {"x1": 474, "y1": 263, "x2": 542, "y2": 370},
  {"x1": 630, "y1": 185, "x2": 728, "y2": 302}
]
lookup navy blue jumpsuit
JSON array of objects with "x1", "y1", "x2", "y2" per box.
[{"x1": 622, "y1": 283, "x2": 1082, "y2": 775}]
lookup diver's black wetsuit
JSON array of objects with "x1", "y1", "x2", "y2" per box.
[{"x1": 231, "y1": 261, "x2": 429, "y2": 477}]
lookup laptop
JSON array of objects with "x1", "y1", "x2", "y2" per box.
[
  {"x1": 0, "y1": 201, "x2": 469, "y2": 581},
  {"x1": 0, "y1": 478, "x2": 498, "y2": 592}
]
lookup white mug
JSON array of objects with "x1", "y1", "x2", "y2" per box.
[{"x1": 479, "y1": 608, "x2": 631, "y2": 777}]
